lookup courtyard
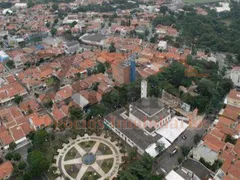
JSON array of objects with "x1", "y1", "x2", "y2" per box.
[{"x1": 53, "y1": 133, "x2": 123, "y2": 180}]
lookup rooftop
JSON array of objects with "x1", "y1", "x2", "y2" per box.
[
  {"x1": 104, "y1": 108, "x2": 161, "y2": 150},
  {"x1": 130, "y1": 97, "x2": 170, "y2": 122}
]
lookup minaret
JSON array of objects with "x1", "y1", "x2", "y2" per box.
[{"x1": 141, "y1": 79, "x2": 147, "y2": 98}]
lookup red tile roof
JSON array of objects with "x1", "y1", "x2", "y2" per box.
[
  {"x1": 203, "y1": 133, "x2": 226, "y2": 152},
  {"x1": 0, "y1": 161, "x2": 13, "y2": 179}
]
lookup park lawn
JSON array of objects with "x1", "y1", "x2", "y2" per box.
[
  {"x1": 184, "y1": 0, "x2": 221, "y2": 4},
  {"x1": 101, "y1": 158, "x2": 114, "y2": 173},
  {"x1": 98, "y1": 143, "x2": 112, "y2": 155},
  {"x1": 82, "y1": 171, "x2": 101, "y2": 180},
  {"x1": 46, "y1": 77, "x2": 56, "y2": 86},
  {"x1": 64, "y1": 147, "x2": 78, "y2": 161},
  {"x1": 65, "y1": 165, "x2": 78, "y2": 179},
  {"x1": 79, "y1": 141, "x2": 96, "y2": 150}
]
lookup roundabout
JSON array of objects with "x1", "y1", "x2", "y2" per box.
[{"x1": 53, "y1": 133, "x2": 123, "y2": 180}]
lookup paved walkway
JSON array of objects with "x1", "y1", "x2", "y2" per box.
[{"x1": 53, "y1": 133, "x2": 123, "y2": 180}]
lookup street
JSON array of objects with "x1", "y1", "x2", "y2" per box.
[{"x1": 155, "y1": 126, "x2": 207, "y2": 174}]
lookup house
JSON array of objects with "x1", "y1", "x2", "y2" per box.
[
  {"x1": 14, "y1": 3, "x2": 27, "y2": 9},
  {"x1": 71, "y1": 90, "x2": 102, "y2": 108},
  {"x1": 0, "y1": 78, "x2": 27, "y2": 105},
  {"x1": 156, "y1": 25, "x2": 178, "y2": 37},
  {"x1": 28, "y1": 114, "x2": 52, "y2": 130},
  {"x1": 0, "y1": 51, "x2": 9, "y2": 62},
  {"x1": 80, "y1": 33, "x2": 107, "y2": 46},
  {"x1": 135, "y1": 25, "x2": 147, "y2": 35},
  {"x1": 0, "y1": 63, "x2": 7, "y2": 76},
  {"x1": 64, "y1": 40, "x2": 80, "y2": 54},
  {"x1": 226, "y1": 89, "x2": 240, "y2": 108},
  {"x1": 0, "y1": 161, "x2": 13, "y2": 180},
  {"x1": 158, "y1": 41, "x2": 167, "y2": 50},
  {"x1": 0, "y1": 106, "x2": 32, "y2": 150},
  {"x1": 193, "y1": 133, "x2": 225, "y2": 165},
  {"x1": 54, "y1": 85, "x2": 73, "y2": 102}
]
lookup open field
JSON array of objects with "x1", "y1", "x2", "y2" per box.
[{"x1": 184, "y1": 0, "x2": 221, "y2": 4}]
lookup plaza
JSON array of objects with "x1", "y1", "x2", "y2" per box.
[{"x1": 53, "y1": 133, "x2": 123, "y2": 180}]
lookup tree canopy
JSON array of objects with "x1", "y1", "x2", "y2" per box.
[{"x1": 27, "y1": 151, "x2": 50, "y2": 176}]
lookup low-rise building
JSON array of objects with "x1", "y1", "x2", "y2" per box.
[
  {"x1": 64, "y1": 40, "x2": 80, "y2": 54},
  {"x1": 0, "y1": 161, "x2": 13, "y2": 180}
]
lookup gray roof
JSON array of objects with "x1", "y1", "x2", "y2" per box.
[
  {"x1": 66, "y1": 40, "x2": 79, "y2": 47},
  {"x1": 81, "y1": 34, "x2": 107, "y2": 43},
  {"x1": 182, "y1": 159, "x2": 212, "y2": 180},
  {"x1": 130, "y1": 97, "x2": 170, "y2": 122},
  {"x1": 104, "y1": 108, "x2": 161, "y2": 150},
  {"x1": 135, "y1": 25, "x2": 147, "y2": 32}
]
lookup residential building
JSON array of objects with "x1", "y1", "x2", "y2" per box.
[
  {"x1": 226, "y1": 89, "x2": 240, "y2": 108},
  {"x1": 64, "y1": 40, "x2": 80, "y2": 54},
  {"x1": 112, "y1": 60, "x2": 131, "y2": 84},
  {"x1": 158, "y1": 41, "x2": 167, "y2": 50},
  {"x1": 0, "y1": 161, "x2": 13, "y2": 180},
  {"x1": 28, "y1": 114, "x2": 52, "y2": 131},
  {"x1": 54, "y1": 85, "x2": 73, "y2": 102}
]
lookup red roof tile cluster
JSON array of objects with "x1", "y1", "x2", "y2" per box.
[{"x1": 0, "y1": 106, "x2": 33, "y2": 146}]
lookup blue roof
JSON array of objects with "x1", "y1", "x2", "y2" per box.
[{"x1": 36, "y1": 44, "x2": 44, "y2": 50}]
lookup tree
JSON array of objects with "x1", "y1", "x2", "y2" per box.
[
  {"x1": 27, "y1": 151, "x2": 50, "y2": 176},
  {"x1": 194, "y1": 134, "x2": 202, "y2": 144},
  {"x1": 97, "y1": 62, "x2": 106, "y2": 73},
  {"x1": 52, "y1": 3, "x2": 59, "y2": 11},
  {"x1": 69, "y1": 106, "x2": 84, "y2": 121},
  {"x1": 129, "y1": 147, "x2": 138, "y2": 160},
  {"x1": 5, "y1": 152, "x2": 13, "y2": 160},
  {"x1": 51, "y1": 28, "x2": 57, "y2": 37},
  {"x1": 109, "y1": 42, "x2": 116, "y2": 53},
  {"x1": 18, "y1": 161, "x2": 27, "y2": 170},
  {"x1": 9, "y1": 142, "x2": 17, "y2": 151},
  {"x1": 6, "y1": 60, "x2": 15, "y2": 69},
  {"x1": 86, "y1": 104, "x2": 106, "y2": 120},
  {"x1": 178, "y1": 157, "x2": 183, "y2": 164},
  {"x1": 33, "y1": 129, "x2": 48, "y2": 148},
  {"x1": 27, "y1": 0, "x2": 34, "y2": 8},
  {"x1": 118, "y1": 170, "x2": 138, "y2": 180},
  {"x1": 13, "y1": 153, "x2": 21, "y2": 161},
  {"x1": 45, "y1": 22, "x2": 51, "y2": 28},
  {"x1": 181, "y1": 146, "x2": 190, "y2": 157},
  {"x1": 70, "y1": 21, "x2": 77, "y2": 28},
  {"x1": 14, "y1": 95, "x2": 23, "y2": 105},
  {"x1": 160, "y1": 6, "x2": 168, "y2": 15},
  {"x1": 198, "y1": 78, "x2": 215, "y2": 97},
  {"x1": 120, "y1": 20, "x2": 126, "y2": 26}
]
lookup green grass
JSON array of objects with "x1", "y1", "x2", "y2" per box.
[
  {"x1": 46, "y1": 77, "x2": 56, "y2": 86},
  {"x1": 101, "y1": 158, "x2": 114, "y2": 173},
  {"x1": 64, "y1": 147, "x2": 78, "y2": 161},
  {"x1": 79, "y1": 141, "x2": 96, "y2": 150},
  {"x1": 64, "y1": 165, "x2": 78, "y2": 179},
  {"x1": 82, "y1": 171, "x2": 101, "y2": 180},
  {"x1": 98, "y1": 143, "x2": 112, "y2": 155},
  {"x1": 184, "y1": 0, "x2": 221, "y2": 4}
]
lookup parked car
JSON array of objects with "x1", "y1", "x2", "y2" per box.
[
  {"x1": 170, "y1": 147, "x2": 178, "y2": 156},
  {"x1": 182, "y1": 135, "x2": 187, "y2": 140}
]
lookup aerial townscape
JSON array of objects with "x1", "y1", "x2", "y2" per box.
[{"x1": 1, "y1": 0, "x2": 240, "y2": 180}]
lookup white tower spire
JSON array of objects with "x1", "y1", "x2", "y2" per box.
[{"x1": 141, "y1": 79, "x2": 147, "y2": 98}]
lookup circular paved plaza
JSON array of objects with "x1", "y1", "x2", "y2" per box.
[{"x1": 53, "y1": 133, "x2": 123, "y2": 180}]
